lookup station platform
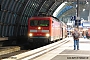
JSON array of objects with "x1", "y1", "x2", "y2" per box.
[{"x1": 32, "y1": 37, "x2": 90, "y2": 60}]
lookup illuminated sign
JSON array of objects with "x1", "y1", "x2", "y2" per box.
[
  {"x1": 82, "y1": 22, "x2": 90, "y2": 28},
  {"x1": 83, "y1": 22, "x2": 90, "y2": 26}
]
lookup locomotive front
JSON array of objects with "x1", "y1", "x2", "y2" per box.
[{"x1": 28, "y1": 17, "x2": 52, "y2": 43}]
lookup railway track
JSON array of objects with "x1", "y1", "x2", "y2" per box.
[
  {"x1": 0, "y1": 46, "x2": 22, "y2": 59},
  {"x1": 0, "y1": 46, "x2": 30, "y2": 59},
  {"x1": 0, "y1": 46, "x2": 20, "y2": 56},
  {"x1": 1, "y1": 38, "x2": 70, "y2": 60}
]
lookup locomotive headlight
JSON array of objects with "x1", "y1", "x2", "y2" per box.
[
  {"x1": 46, "y1": 33, "x2": 50, "y2": 37},
  {"x1": 38, "y1": 27, "x2": 41, "y2": 30},
  {"x1": 29, "y1": 33, "x2": 33, "y2": 36}
]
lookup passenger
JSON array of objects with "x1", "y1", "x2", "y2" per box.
[
  {"x1": 83, "y1": 31, "x2": 86, "y2": 39},
  {"x1": 72, "y1": 28, "x2": 80, "y2": 50}
]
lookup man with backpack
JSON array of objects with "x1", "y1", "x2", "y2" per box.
[{"x1": 72, "y1": 28, "x2": 80, "y2": 50}]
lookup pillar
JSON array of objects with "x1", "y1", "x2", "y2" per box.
[{"x1": 88, "y1": 3, "x2": 90, "y2": 21}]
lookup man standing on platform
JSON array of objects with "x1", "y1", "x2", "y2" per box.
[{"x1": 72, "y1": 28, "x2": 80, "y2": 50}]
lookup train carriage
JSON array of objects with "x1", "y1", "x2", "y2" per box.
[{"x1": 28, "y1": 16, "x2": 67, "y2": 44}]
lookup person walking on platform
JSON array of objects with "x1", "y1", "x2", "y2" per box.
[{"x1": 72, "y1": 28, "x2": 80, "y2": 50}]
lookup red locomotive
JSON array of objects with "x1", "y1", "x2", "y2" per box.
[{"x1": 28, "y1": 16, "x2": 67, "y2": 44}]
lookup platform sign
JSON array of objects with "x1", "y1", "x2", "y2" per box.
[
  {"x1": 75, "y1": 20, "x2": 81, "y2": 26},
  {"x1": 67, "y1": 23, "x2": 73, "y2": 25},
  {"x1": 82, "y1": 22, "x2": 90, "y2": 28},
  {"x1": 71, "y1": 16, "x2": 76, "y2": 21}
]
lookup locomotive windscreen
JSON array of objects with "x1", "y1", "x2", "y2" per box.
[{"x1": 30, "y1": 20, "x2": 49, "y2": 26}]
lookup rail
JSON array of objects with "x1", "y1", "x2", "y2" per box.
[{"x1": 2, "y1": 38, "x2": 70, "y2": 60}]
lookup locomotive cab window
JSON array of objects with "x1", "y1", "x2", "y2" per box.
[{"x1": 30, "y1": 20, "x2": 49, "y2": 26}]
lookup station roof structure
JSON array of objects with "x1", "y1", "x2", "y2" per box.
[{"x1": 0, "y1": 0, "x2": 90, "y2": 37}]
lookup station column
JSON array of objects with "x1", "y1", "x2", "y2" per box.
[
  {"x1": 76, "y1": 0, "x2": 80, "y2": 17},
  {"x1": 88, "y1": 3, "x2": 90, "y2": 21},
  {"x1": 75, "y1": 0, "x2": 80, "y2": 28}
]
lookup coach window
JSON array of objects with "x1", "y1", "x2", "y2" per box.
[
  {"x1": 34, "y1": 20, "x2": 38, "y2": 26},
  {"x1": 39, "y1": 20, "x2": 49, "y2": 26}
]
